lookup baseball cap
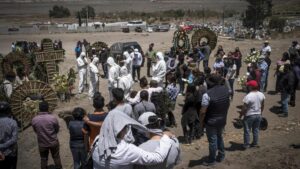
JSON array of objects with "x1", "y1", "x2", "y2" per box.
[
  {"x1": 138, "y1": 112, "x2": 159, "y2": 126},
  {"x1": 246, "y1": 80, "x2": 258, "y2": 87}
]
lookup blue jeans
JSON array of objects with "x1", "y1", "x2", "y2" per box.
[
  {"x1": 281, "y1": 91, "x2": 290, "y2": 114},
  {"x1": 260, "y1": 72, "x2": 267, "y2": 92},
  {"x1": 205, "y1": 125, "x2": 225, "y2": 162},
  {"x1": 243, "y1": 114, "x2": 261, "y2": 146},
  {"x1": 70, "y1": 147, "x2": 87, "y2": 169},
  {"x1": 228, "y1": 79, "x2": 235, "y2": 96}
]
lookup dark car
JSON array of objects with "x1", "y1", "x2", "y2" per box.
[
  {"x1": 110, "y1": 41, "x2": 145, "y2": 66},
  {"x1": 122, "y1": 27, "x2": 130, "y2": 33},
  {"x1": 135, "y1": 27, "x2": 143, "y2": 33},
  {"x1": 8, "y1": 27, "x2": 19, "y2": 32}
]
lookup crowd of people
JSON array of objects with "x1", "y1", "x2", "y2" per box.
[{"x1": 1, "y1": 39, "x2": 300, "y2": 169}]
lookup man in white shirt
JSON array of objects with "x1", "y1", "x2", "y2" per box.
[
  {"x1": 131, "y1": 48, "x2": 143, "y2": 82},
  {"x1": 2, "y1": 73, "x2": 16, "y2": 99},
  {"x1": 261, "y1": 41, "x2": 271, "y2": 57},
  {"x1": 77, "y1": 52, "x2": 88, "y2": 94},
  {"x1": 241, "y1": 80, "x2": 265, "y2": 149},
  {"x1": 88, "y1": 57, "x2": 100, "y2": 98},
  {"x1": 152, "y1": 52, "x2": 167, "y2": 87}
]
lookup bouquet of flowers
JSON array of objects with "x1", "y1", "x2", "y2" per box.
[
  {"x1": 237, "y1": 75, "x2": 248, "y2": 89},
  {"x1": 244, "y1": 51, "x2": 260, "y2": 64},
  {"x1": 53, "y1": 74, "x2": 68, "y2": 94}
]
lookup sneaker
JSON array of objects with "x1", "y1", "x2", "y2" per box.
[
  {"x1": 278, "y1": 113, "x2": 288, "y2": 117},
  {"x1": 216, "y1": 156, "x2": 225, "y2": 162},
  {"x1": 202, "y1": 160, "x2": 216, "y2": 166},
  {"x1": 250, "y1": 144, "x2": 260, "y2": 148},
  {"x1": 242, "y1": 144, "x2": 250, "y2": 150},
  {"x1": 178, "y1": 93, "x2": 183, "y2": 96}
]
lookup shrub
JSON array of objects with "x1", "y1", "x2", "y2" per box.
[{"x1": 49, "y1": 5, "x2": 70, "y2": 18}]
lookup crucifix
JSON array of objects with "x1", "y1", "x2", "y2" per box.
[{"x1": 34, "y1": 40, "x2": 64, "y2": 84}]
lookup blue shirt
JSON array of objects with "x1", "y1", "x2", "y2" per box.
[{"x1": 0, "y1": 117, "x2": 18, "y2": 156}]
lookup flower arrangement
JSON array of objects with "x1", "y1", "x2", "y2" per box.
[
  {"x1": 244, "y1": 51, "x2": 260, "y2": 64},
  {"x1": 237, "y1": 75, "x2": 247, "y2": 89},
  {"x1": 53, "y1": 74, "x2": 68, "y2": 94}
]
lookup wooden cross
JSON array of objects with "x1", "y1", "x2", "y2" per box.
[{"x1": 34, "y1": 40, "x2": 64, "y2": 84}]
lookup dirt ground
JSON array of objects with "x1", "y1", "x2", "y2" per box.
[{"x1": 0, "y1": 31, "x2": 300, "y2": 169}]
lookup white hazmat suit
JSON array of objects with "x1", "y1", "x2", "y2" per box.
[
  {"x1": 89, "y1": 57, "x2": 100, "y2": 98},
  {"x1": 118, "y1": 66, "x2": 134, "y2": 98},
  {"x1": 123, "y1": 51, "x2": 133, "y2": 75},
  {"x1": 77, "y1": 52, "x2": 88, "y2": 93},
  {"x1": 152, "y1": 52, "x2": 166, "y2": 87},
  {"x1": 107, "y1": 57, "x2": 120, "y2": 100}
]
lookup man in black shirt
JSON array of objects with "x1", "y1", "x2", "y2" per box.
[{"x1": 200, "y1": 74, "x2": 230, "y2": 166}]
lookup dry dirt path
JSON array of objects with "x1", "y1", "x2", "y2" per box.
[{"x1": 0, "y1": 31, "x2": 300, "y2": 169}]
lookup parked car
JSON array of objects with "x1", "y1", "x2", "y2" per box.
[
  {"x1": 157, "y1": 23, "x2": 170, "y2": 32},
  {"x1": 146, "y1": 26, "x2": 154, "y2": 32},
  {"x1": 135, "y1": 27, "x2": 143, "y2": 32},
  {"x1": 8, "y1": 27, "x2": 19, "y2": 32},
  {"x1": 110, "y1": 41, "x2": 145, "y2": 65},
  {"x1": 122, "y1": 27, "x2": 130, "y2": 33}
]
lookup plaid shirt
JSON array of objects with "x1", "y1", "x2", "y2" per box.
[
  {"x1": 166, "y1": 83, "x2": 179, "y2": 101},
  {"x1": 0, "y1": 116, "x2": 18, "y2": 156},
  {"x1": 258, "y1": 61, "x2": 268, "y2": 73}
]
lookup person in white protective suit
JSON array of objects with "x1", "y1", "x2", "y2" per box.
[
  {"x1": 89, "y1": 57, "x2": 100, "y2": 98},
  {"x1": 107, "y1": 57, "x2": 120, "y2": 101},
  {"x1": 77, "y1": 52, "x2": 88, "y2": 94},
  {"x1": 123, "y1": 51, "x2": 133, "y2": 75},
  {"x1": 152, "y1": 52, "x2": 167, "y2": 87},
  {"x1": 118, "y1": 66, "x2": 134, "y2": 98}
]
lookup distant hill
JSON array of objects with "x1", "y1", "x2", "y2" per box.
[
  {"x1": 0, "y1": 0, "x2": 297, "y2": 16},
  {"x1": 0, "y1": 0, "x2": 248, "y2": 16}
]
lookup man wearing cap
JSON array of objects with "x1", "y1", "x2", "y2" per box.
[
  {"x1": 152, "y1": 52, "x2": 167, "y2": 87},
  {"x1": 136, "y1": 112, "x2": 180, "y2": 169},
  {"x1": 32, "y1": 101, "x2": 62, "y2": 169},
  {"x1": 258, "y1": 55, "x2": 269, "y2": 92},
  {"x1": 77, "y1": 52, "x2": 88, "y2": 94},
  {"x1": 261, "y1": 41, "x2": 271, "y2": 57},
  {"x1": 0, "y1": 102, "x2": 18, "y2": 169},
  {"x1": 131, "y1": 48, "x2": 143, "y2": 82},
  {"x1": 200, "y1": 74, "x2": 230, "y2": 166},
  {"x1": 146, "y1": 43, "x2": 156, "y2": 77},
  {"x1": 241, "y1": 80, "x2": 265, "y2": 149}
]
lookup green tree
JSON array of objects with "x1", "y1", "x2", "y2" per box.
[
  {"x1": 49, "y1": 5, "x2": 70, "y2": 18},
  {"x1": 243, "y1": 0, "x2": 273, "y2": 29},
  {"x1": 76, "y1": 11, "x2": 82, "y2": 27},
  {"x1": 80, "y1": 6, "x2": 95, "y2": 19}
]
